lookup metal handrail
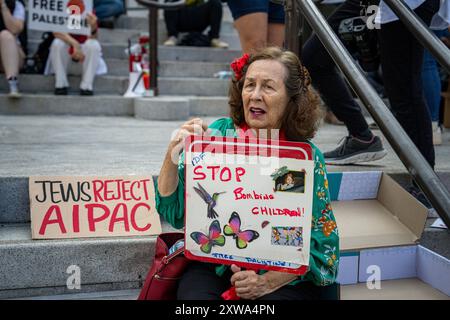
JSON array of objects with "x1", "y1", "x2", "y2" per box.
[
  {"x1": 291, "y1": 0, "x2": 450, "y2": 228},
  {"x1": 383, "y1": 0, "x2": 450, "y2": 74}
]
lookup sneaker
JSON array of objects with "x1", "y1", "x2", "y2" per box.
[
  {"x1": 210, "y1": 38, "x2": 229, "y2": 49},
  {"x1": 324, "y1": 135, "x2": 387, "y2": 165},
  {"x1": 407, "y1": 185, "x2": 432, "y2": 209},
  {"x1": 432, "y1": 122, "x2": 442, "y2": 145},
  {"x1": 164, "y1": 36, "x2": 177, "y2": 46},
  {"x1": 8, "y1": 77, "x2": 21, "y2": 98},
  {"x1": 54, "y1": 87, "x2": 68, "y2": 95},
  {"x1": 80, "y1": 89, "x2": 94, "y2": 96}
]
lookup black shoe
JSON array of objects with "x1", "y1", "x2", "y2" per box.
[
  {"x1": 98, "y1": 18, "x2": 115, "y2": 29},
  {"x1": 324, "y1": 135, "x2": 387, "y2": 165},
  {"x1": 54, "y1": 87, "x2": 68, "y2": 95},
  {"x1": 407, "y1": 185, "x2": 432, "y2": 209},
  {"x1": 80, "y1": 89, "x2": 94, "y2": 96}
]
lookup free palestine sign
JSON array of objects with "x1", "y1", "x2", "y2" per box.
[
  {"x1": 29, "y1": 176, "x2": 162, "y2": 239},
  {"x1": 28, "y1": 0, "x2": 93, "y2": 35}
]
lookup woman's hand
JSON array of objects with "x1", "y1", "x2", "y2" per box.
[
  {"x1": 230, "y1": 264, "x2": 299, "y2": 300},
  {"x1": 157, "y1": 118, "x2": 209, "y2": 197},
  {"x1": 230, "y1": 265, "x2": 271, "y2": 300},
  {"x1": 169, "y1": 118, "x2": 209, "y2": 162},
  {"x1": 71, "y1": 44, "x2": 85, "y2": 62},
  {"x1": 86, "y1": 12, "x2": 98, "y2": 29}
]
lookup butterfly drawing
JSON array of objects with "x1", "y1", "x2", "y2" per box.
[
  {"x1": 190, "y1": 220, "x2": 225, "y2": 254},
  {"x1": 223, "y1": 211, "x2": 259, "y2": 249}
]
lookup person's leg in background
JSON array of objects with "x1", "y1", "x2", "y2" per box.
[
  {"x1": 302, "y1": 0, "x2": 386, "y2": 164},
  {"x1": 93, "y1": 0, "x2": 125, "y2": 20},
  {"x1": 163, "y1": 6, "x2": 180, "y2": 45},
  {"x1": 227, "y1": 0, "x2": 269, "y2": 54},
  {"x1": 207, "y1": 0, "x2": 228, "y2": 48},
  {"x1": 49, "y1": 38, "x2": 71, "y2": 95},
  {"x1": 422, "y1": 29, "x2": 446, "y2": 145},
  {"x1": 80, "y1": 39, "x2": 102, "y2": 95},
  {"x1": 378, "y1": 0, "x2": 440, "y2": 170},
  {"x1": 0, "y1": 30, "x2": 25, "y2": 97},
  {"x1": 267, "y1": 1, "x2": 285, "y2": 47}
]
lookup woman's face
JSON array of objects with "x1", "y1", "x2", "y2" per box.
[{"x1": 242, "y1": 59, "x2": 289, "y2": 131}]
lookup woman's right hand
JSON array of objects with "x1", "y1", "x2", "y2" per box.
[
  {"x1": 168, "y1": 118, "x2": 209, "y2": 163},
  {"x1": 158, "y1": 118, "x2": 209, "y2": 197},
  {"x1": 71, "y1": 44, "x2": 85, "y2": 62}
]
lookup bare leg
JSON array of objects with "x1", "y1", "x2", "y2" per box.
[
  {"x1": 0, "y1": 30, "x2": 24, "y2": 79},
  {"x1": 233, "y1": 12, "x2": 268, "y2": 54},
  {"x1": 267, "y1": 23, "x2": 285, "y2": 48}
]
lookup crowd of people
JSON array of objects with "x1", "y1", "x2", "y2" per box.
[{"x1": 0, "y1": 0, "x2": 123, "y2": 97}]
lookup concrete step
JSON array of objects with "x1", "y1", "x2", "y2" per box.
[
  {"x1": 0, "y1": 74, "x2": 128, "y2": 95},
  {"x1": 1, "y1": 115, "x2": 449, "y2": 224},
  {"x1": 0, "y1": 94, "x2": 228, "y2": 118},
  {"x1": 0, "y1": 94, "x2": 134, "y2": 116},
  {"x1": 27, "y1": 40, "x2": 242, "y2": 61},
  {"x1": 66, "y1": 59, "x2": 230, "y2": 77},
  {"x1": 27, "y1": 26, "x2": 239, "y2": 49},
  {"x1": 0, "y1": 221, "x2": 176, "y2": 299},
  {"x1": 0, "y1": 75, "x2": 229, "y2": 96},
  {"x1": 13, "y1": 289, "x2": 140, "y2": 300}
]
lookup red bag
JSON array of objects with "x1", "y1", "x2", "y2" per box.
[{"x1": 138, "y1": 232, "x2": 190, "y2": 300}]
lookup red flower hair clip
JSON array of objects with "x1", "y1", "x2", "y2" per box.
[{"x1": 230, "y1": 53, "x2": 250, "y2": 81}]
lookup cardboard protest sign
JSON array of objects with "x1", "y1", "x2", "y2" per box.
[
  {"x1": 184, "y1": 135, "x2": 315, "y2": 275},
  {"x1": 29, "y1": 176, "x2": 162, "y2": 239},
  {"x1": 28, "y1": 0, "x2": 93, "y2": 35}
]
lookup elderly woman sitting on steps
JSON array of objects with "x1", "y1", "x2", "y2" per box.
[{"x1": 156, "y1": 47, "x2": 340, "y2": 300}]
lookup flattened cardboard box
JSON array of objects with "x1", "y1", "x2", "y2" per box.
[{"x1": 329, "y1": 171, "x2": 449, "y2": 299}]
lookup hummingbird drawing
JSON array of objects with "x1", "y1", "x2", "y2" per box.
[{"x1": 193, "y1": 183, "x2": 225, "y2": 219}]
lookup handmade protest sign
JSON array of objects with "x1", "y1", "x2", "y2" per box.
[
  {"x1": 29, "y1": 176, "x2": 162, "y2": 239},
  {"x1": 28, "y1": 0, "x2": 93, "y2": 35},
  {"x1": 184, "y1": 135, "x2": 315, "y2": 275}
]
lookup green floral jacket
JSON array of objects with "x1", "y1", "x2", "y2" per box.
[{"x1": 155, "y1": 118, "x2": 339, "y2": 286}]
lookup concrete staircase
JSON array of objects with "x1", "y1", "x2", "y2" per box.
[{"x1": 0, "y1": 2, "x2": 449, "y2": 300}]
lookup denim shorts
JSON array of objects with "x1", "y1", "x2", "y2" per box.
[{"x1": 226, "y1": 0, "x2": 285, "y2": 24}]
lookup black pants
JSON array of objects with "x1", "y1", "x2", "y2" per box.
[
  {"x1": 302, "y1": 0, "x2": 439, "y2": 167},
  {"x1": 176, "y1": 262, "x2": 323, "y2": 300},
  {"x1": 164, "y1": 0, "x2": 223, "y2": 40}
]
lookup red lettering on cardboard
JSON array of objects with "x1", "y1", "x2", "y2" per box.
[
  {"x1": 86, "y1": 203, "x2": 110, "y2": 232},
  {"x1": 39, "y1": 205, "x2": 67, "y2": 235},
  {"x1": 131, "y1": 203, "x2": 152, "y2": 232},
  {"x1": 109, "y1": 203, "x2": 130, "y2": 232}
]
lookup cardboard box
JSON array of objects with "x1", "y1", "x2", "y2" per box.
[{"x1": 329, "y1": 171, "x2": 449, "y2": 299}]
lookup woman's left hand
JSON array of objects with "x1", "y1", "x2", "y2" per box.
[{"x1": 230, "y1": 265, "x2": 271, "y2": 300}]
